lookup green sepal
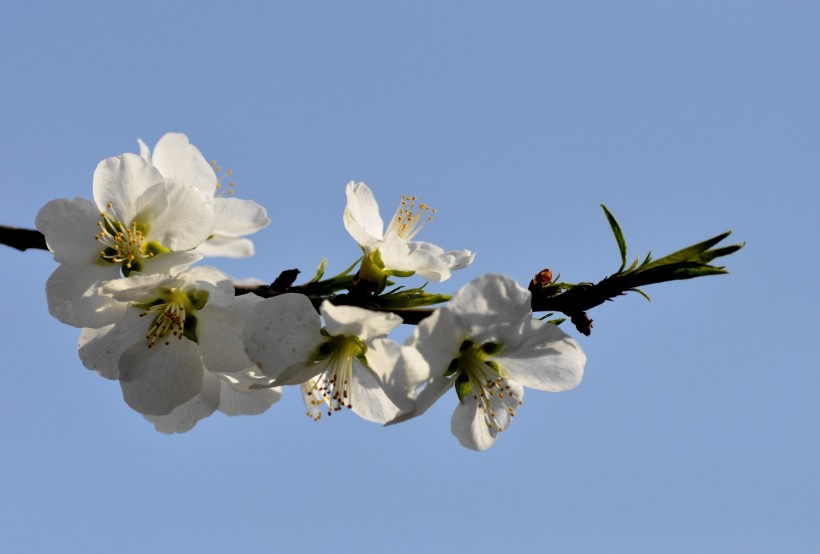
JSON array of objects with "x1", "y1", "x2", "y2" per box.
[
  {"x1": 315, "y1": 340, "x2": 334, "y2": 360},
  {"x1": 480, "y1": 342, "x2": 503, "y2": 356},
  {"x1": 459, "y1": 339, "x2": 475, "y2": 352},
  {"x1": 444, "y1": 358, "x2": 460, "y2": 376},
  {"x1": 355, "y1": 250, "x2": 389, "y2": 293},
  {"x1": 144, "y1": 241, "x2": 170, "y2": 256},
  {"x1": 455, "y1": 373, "x2": 472, "y2": 402},
  {"x1": 182, "y1": 315, "x2": 198, "y2": 343},
  {"x1": 122, "y1": 258, "x2": 143, "y2": 277},
  {"x1": 186, "y1": 289, "x2": 209, "y2": 311}
]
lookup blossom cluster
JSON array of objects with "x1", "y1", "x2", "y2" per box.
[{"x1": 37, "y1": 133, "x2": 586, "y2": 450}]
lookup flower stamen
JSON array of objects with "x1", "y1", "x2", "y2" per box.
[
  {"x1": 301, "y1": 379, "x2": 324, "y2": 421},
  {"x1": 311, "y1": 335, "x2": 366, "y2": 417},
  {"x1": 95, "y1": 203, "x2": 169, "y2": 275},
  {"x1": 385, "y1": 194, "x2": 436, "y2": 240},
  {"x1": 454, "y1": 340, "x2": 522, "y2": 432},
  {"x1": 135, "y1": 288, "x2": 208, "y2": 347},
  {"x1": 211, "y1": 159, "x2": 236, "y2": 197}
]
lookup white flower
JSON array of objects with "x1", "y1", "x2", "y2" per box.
[
  {"x1": 36, "y1": 153, "x2": 214, "y2": 327},
  {"x1": 390, "y1": 274, "x2": 586, "y2": 451},
  {"x1": 77, "y1": 266, "x2": 274, "y2": 418},
  {"x1": 243, "y1": 294, "x2": 406, "y2": 423},
  {"x1": 138, "y1": 133, "x2": 270, "y2": 258},
  {"x1": 343, "y1": 181, "x2": 474, "y2": 284}
]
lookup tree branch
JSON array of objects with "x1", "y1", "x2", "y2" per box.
[
  {"x1": 5, "y1": 224, "x2": 744, "y2": 336},
  {"x1": 0, "y1": 225, "x2": 48, "y2": 251}
]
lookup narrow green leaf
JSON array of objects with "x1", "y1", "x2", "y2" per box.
[
  {"x1": 601, "y1": 204, "x2": 628, "y2": 272},
  {"x1": 690, "y1": 243, "x2": 745, "y2": 265},
  {"x1": 640, "y1": 231, "x2": 732, "y2": 271},
  {"x1": 628, "y1": 288, "x2": 651, "y2": 302},
  {"x1": 308, "y1": 258, "x2": 327, "y2": 283}
]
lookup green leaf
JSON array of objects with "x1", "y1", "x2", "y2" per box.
[
  {"x1": 628, "y1": 288, "x2": 651, "y2": 302},
  {"x1": 601, "y1": 204, "x2": 628, "y2": 273},
  {"x1": 375, "y1": 286, "x2": 450, "y2": 309},
  {"x1": 308, "y1": 258, "x2": 327, "y2": 283},
  {"x1": 639, "y1": 231, "x2": 733, "y2": 271}
]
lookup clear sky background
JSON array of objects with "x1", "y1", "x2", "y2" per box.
[{"x1": 1, "y1": 2, "x2": 817, "y2": 552}]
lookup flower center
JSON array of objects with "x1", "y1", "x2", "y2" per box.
[
  {"x1": 96, "y1": 203, "x2": 169, "y2": 276},
  {"x1": 210, "y1": 159, "x2": 236, "y2": 197},
  {"x1": 135, "y1": 288, "x2": 209, "y2": 348},
  {"x1": 309, "y1": 335, "x2": 367, "y2": 417},
  {"x1": 449, "y1": 340, "x2": 521, "y2": 432},
  {"x1": 385, "y1": 194, "x2": 436, "y2": 240}
]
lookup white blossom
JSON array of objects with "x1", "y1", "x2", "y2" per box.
[
  {"x1": 243, "y1": 294, "x2": 407, "y2": 423},
  {"x1": 77, "y1": 266, "x2": 276, "y2": 419},
  {"x1": 138, "y1": 133, "x2": 270, "y2": 257},
  {"x1": 36, "y1": 153, "x2": 214, "y2": 327},
  {"x1": 343, "y1": 181, "x2": 474, "y2": 283},
  {"x1": 390, "y1": 274, "x2": 586, "y2": 450}
]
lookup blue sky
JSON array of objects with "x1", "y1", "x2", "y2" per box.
[{"x1": 1, "y1": 2, "x2": 818, "y2": 552}]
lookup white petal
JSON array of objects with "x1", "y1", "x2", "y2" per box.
[
  {"x1": 243, "y1": 294, "x2": 322, "y2": 379},
  {"x1": 178, "y1": 265, "x2": 235, "y2": 296},
  {"x1": 104, "y1": 265, "x2": 230, "y2": 304},
  {"x1": 138, "y1": 182, "x2": 214, "y2": 251},
  {"x1": 217, "y1": 378, "x2": 281, "y2": 416},
  {"x1": 93, "y1": 154, "x2": 164, "y2": 223},
  {"x1": 407, "y1": 308, "x2": 465, "y2": 377},
  {"x1": 451, "y1": 396, "x2": 498, "y2": 451},
  {"x1": 272, "y1": 362, "x2": 320, "y2": 387},
  {"x1": 118, "y1": 339, "x2": 204, "y2": 415},
  {"x1": 137, "y1": 138, "x2": 151, "y2": 161},
  {"x1": 348, "y1": 360, "x2": 400, "y2": 423},
  {"x1": 144, "y1": 369, "x2": 221, "y2": 433},
  {"x1": 35, "y1": 198, "x2": 105, "y2": 264},
  {"x1": 197, "y1": 294, "x2": 260, "y2": 374},
  {"x1": 365, "y1": 339, "x2": 423, "y2": 413},
  {"x1": 46, "y1": 263, "x2": 126, "y2": 328},
  {"x1": 101, "y1": 272, "x2": 168, "y2": 302},
  {"x1": 194, "y1": 236, "x2": 255, "y2": 258},
  {"x1": 141, "y1": 251, "x2": 202, "y2": 274},
  {"x1": 212, "y1": 197, "x2": 270, "y2": 236},
  {"x1": 386, "y1": 374, "x2": 453, "y2": 425},
  {"x1": 447, "y1": 274, "x2": 533, "y2": 340},
  {"x1": 343, "y1": 181, "x2": 384, "y2": 246},
  {"x1": 320, "y1": 301, "x2": 402, "y2": 340},
  {"x1": 150, "y1": 132, "x2": 217, "y2": 196},
  {"x1": 380, "y1": 239, "x2": 474, "y2": 282},
  {"x1": 78, "y1": 309, "x2": 149, "y2": 379},
  {"x1": 493, "y1": 319, "x2": 586, "y2": 392}
]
